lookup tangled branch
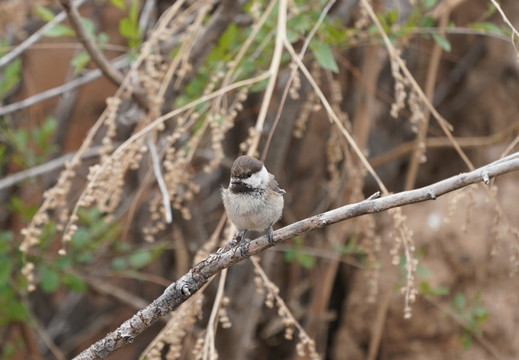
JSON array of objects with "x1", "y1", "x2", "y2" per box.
[{"x1": 73, "y1": 152, "x2": 519, "y2": 359}]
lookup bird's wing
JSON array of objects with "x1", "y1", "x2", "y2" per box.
[{"x1": 269, "y1": 174, "x2": 286, "y2": 195}]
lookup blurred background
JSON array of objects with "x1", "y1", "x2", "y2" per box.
[{"x1": 1, "y1": 0, "x2": 519, "y2": 359}]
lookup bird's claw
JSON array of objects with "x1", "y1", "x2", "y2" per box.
[
  {"x1": 240, "y1": 241, "x2": 250, "y2": 258},
  {"x1": 239, "y1": 230, "x2": 249, "y2": 258},
  {"x1": 267, "y1": 225, "x2": 275, "y2": 246}
]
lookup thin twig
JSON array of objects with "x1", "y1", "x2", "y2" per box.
[
  {"x1": 146, "y1": 134, "x2": 172, "y2": 223},
  {"x1": 359, "y1": 0, "x2": 475, "y2": 171},
  {"x1": 0, "y1": 57, "x2": 129, "y2": 117},
  {"x1": 489, "y1": 0, "x2": 519, "y2": 54},
  {"x1": 262, "y1": 0, "x2": 336, "y2": 160},
  {"x1": 58, "y1": 0, "x2": 124, "y2": 86},
  {"x1": 248, "y1": 0, "x2": 287, "y2": 155},
  {"x1": 0, "y1": 145, "x2": 110, "y2": 191},
  {"x1": 404, "y1": 9, "x2": 450, "y2": 190},
  {"x1": 202, "y1": 269, "x2": 227, "y2": 360},
  {"x1": 58, "y1": 0, "x2": 149, "y2": 109},
  {"x1": 0, "y1": 0, "x2": 87, "y2": 70},
  {"x1": 283, "y1": 39, "x2": 389, "y2": 194},
  {"x1": 72, "y1": 152, "x2": 519, "y2": 360}
]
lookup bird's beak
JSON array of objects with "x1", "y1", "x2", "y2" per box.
[{"x1": 230, "y1": 178, "x2": 240, "y2": 185}]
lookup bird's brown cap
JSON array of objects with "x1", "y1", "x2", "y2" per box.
[{"x1": 230, "y1": 155, "x2": 264, "y2": 179}]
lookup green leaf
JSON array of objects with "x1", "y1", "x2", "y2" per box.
[
  {"x1": 0, "y1": 59, "x2": 21, "y2": 97},
  {"x1": 70, "y1": 51, "x2": 91, "y2": 74},
  {"x1": 80, "y1": 18, "x2": 96, "y2": 38},
  {"x1": 219, "y1": 23, "x2": 239, "y2": 51},
  {"x1": 299, "y1": 253, "x2": 316, "y2": 269},
  {"x1": 119, "y1": 18, "x2": 137, "y2": 38},
  {"x1": 34, "y1": 6, "x2": 56, "y2": 22},
  {"x1": 419, "y1": 281, "x2": 449, "y2": 296},
  {"x1": 470, "y1": 22, "x2": 505, "y2": 35},
  {"x1": 461, "y1": 333, "x2": 473, "y2": 350},
  {"x1": 3, "y1": 298, "x2": 28, "y2": 323},
  {"x1": 431, "y1": 33, "x2": 451, "y2": 52},
  {"x1": 310, "y1": 40, "x2": 339, "y2": 73},
  {"x1": 110, "y1": 0, "x2": 126, "y2": 11},
  {"x1": 63, "y1": 273, "x2": 87, "y2": 292},
  {"x1": 0, "y1": 257, "x2": 12, "y2": 286},
  {"x1": 129, "y1": 249, "x2": 153, "y2": 268},
  {"x1": 288, "y1": 13, "x2": 311, "y2": 33},
  {"x1": 452, "y1": 292, "x2": 466, "y2": 310},
  {"x1": 40, "y1": 266, "x2": 60, "y2": 293},
  {"x1": 420, "y1": 0, "x2": 437, "y2": 10},
  {"x1": 111, "y1": 257, "x2": 127, "y2": 270},
  {"x1": 284, "y1": 249, "x2": 297, "y2": 263},
  {"x1": 471, "y1": 305, "x2": 488, "y2": 319},
  {"x1": 286, "y1": 29, "x2": 300, "y2": 43},
  {"x1": 43, "y1": 24, "x2": 75, "y2": 37},
  {"x1": 420, "y1": 16, "x2": 435, "y2": 28}
]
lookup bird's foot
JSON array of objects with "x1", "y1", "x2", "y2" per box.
[
  {"x1": 239, "y1": 230, "x2": 249, "y2": 258},
  {"x1": 267, "y1": 225, "x2": 275, "y2": 246}
]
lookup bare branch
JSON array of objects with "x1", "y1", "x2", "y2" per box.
[
  {"x1": 58, "y1": 0, "x2": 124, "y2": 86},
  {"x1": 0, "y1": 0, "x2": 88, "y2": 70},
  {"x1": 0, "y1": 145, "x2": 109, "y2": 191},
  {"x1": 146, "y1": 134, "x2": 172, "y2": 223},
  {"x1": 72, "y1": 153, "x2": 519, "y2": 360},
  {"x1": 0, "y1": 57, "x2": 129, "y2": 117},
  {"x1": 58, "y1": 0, "x2": 149, "y2": 109}
]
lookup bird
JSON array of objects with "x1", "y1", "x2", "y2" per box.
[{"x1": 222, "y1": 155, "x2": 285, "y2": 257}]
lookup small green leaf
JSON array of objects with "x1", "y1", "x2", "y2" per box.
[
  {"x1": 288, "y1": 13, "x2": 311, "y2": 33},
  {"x1": 286, "y1": 29, "x2": 300, "y2": 43},
  {"x1": 43, "y1": 24, "x2": 75, "y2": 37},
  {"x1": 4, "y1": 298, "x2": 28, "y2": 322},
  {"x1": 34, "y1": 6, "x2": 56, "y2": 22},
  {"x1": 219, "y1": 23, "x2": 239, "y2": 50},
  {"x1": 452, "y1": 292, "x2": 466, "y2": 310},
  {"x1": 71, "y1": 228, "x2": 89, "y2": 248},
  {"x1": 129, "y1": 249, "x2": 153, "y2": 268},
  {"x1": 63, "y1": 273, "x2": 87, "y2": 292},
  {"x1": 81, "y1": 18, "x2": 96, "y2": 38},
  {"x1": 419, "y1": 281, "x2": 449, "y2": 296},
  {"x1": 461, "y1": 333, "x2": 473, "y2": 350},
  {"x1": 111, "y1": 257, "x2": 127, "y2": 270},
  {"x1": 470, "y1": 22, "x2": 505, "y2": 35},
  {"x1": 431, "y1": 33, "x2": 451, "y2": 52},
  {"x1": 299, "y1": 253, "x2": 316, "y2": 269},
  {"x1": 0, "y1": 257, "x2": 12, "y2": 286},
  {"x1": 40, "y1": 266, "x2": 60, "y2": 293},
  {"x1": 119, "y1": 18, "x2": 137, "y2": 38},
  {"x1": 284, "y1": 249, "x2": 297, "y2": 263},
  {"x1": 420, "y1": 0, "x2": 437, "y2": 10},
  {"x1": 110, "y1": 0, "x2": 126, "y2": 10},
  {"x1": 471, "y1": 306, "x2": 488, "y2": 319},
  {"x1": 310, "y1": 40, "x2": 339, "y2": 73},
  {"x1": 420, "y1": 16, "x2": 435, "y2": 28},
  {"x1": 71, "y1": 52, "x2": 91, "y2": 74}
]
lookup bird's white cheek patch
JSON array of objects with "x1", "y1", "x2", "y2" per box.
[{"x1": 243, "y1": 166, "x2": 269, "y2": 188}]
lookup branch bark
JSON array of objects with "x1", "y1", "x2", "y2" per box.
[{"x1": 72, "y1": 152, "x2": 519, "y2": 359}]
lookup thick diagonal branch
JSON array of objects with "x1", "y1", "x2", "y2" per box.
[{"x1": 73, "y1": 152, "x2": 519, "y2": 360}]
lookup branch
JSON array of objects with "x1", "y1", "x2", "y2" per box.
[
  {"x1": 0, "y1": 57, "x2": 129, "y2": 117},
  {"x1": 58, "y1": 0, "x2": 149, "y2": 109},
  {"x1": 0, "y1": 145, "x2": 110, "y2": 191},
  {"x1": 72, "y1": 153, "x2": 519, "y2": 359},
  {"x1": 0, "y1": 0, "x2": 88, "y2": 70}
]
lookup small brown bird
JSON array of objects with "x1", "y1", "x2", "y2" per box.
[{"x1": 222, "y1": 155, "x2": 285, "y2": 257}]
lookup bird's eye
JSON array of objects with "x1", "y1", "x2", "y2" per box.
[{"x1": 245, "y1": 172, "x2": 252, "y2": 178}]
